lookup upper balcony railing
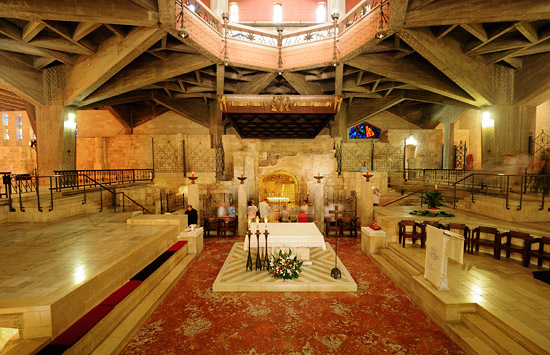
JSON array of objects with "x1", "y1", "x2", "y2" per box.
[{"x1": 176, "y1": 0, "x2": 388, "y2": 68}]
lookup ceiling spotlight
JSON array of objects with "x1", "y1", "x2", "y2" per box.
[{"x1": 223, "y1": 59, "x2": 229, "y2": 66}]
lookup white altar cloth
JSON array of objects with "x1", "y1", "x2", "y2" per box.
[{"x1": 243, "y1": 222, "x2": 326, "y2": 251}]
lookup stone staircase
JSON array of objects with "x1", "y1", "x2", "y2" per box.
[{"x1": 370, "y1": 244, "x2": 547, "y2": 355}]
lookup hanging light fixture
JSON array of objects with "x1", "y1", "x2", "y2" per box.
[
  {"x1": 176, "y1": 0, "x2": 189, "y2": 38},
  {"x1": 375, "y1": 2, "x2": 387, "y2": 39}
]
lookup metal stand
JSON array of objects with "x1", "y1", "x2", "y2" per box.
[
  {"x1": 331, "y1": 231, "x2": 341, "y2": 279},
  {"x1": 246, "y1": 229, "x2": 253, "y2": 271},
  {"x1": 263, "y1": 229, "x2": 270, "y2": 270},
  {"x1": 255, "y1": 229, "x2": 262, "y2": 271}
]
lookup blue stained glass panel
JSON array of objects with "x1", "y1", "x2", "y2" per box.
[{"x1": 349, "y1": 122, "x2": 381, "y2": 139}]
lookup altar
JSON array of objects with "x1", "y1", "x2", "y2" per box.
[{"x1": 243, "y1": 222, "x2": 326, "y2": 265}]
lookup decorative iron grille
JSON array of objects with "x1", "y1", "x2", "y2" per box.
[
  {"x1": 186, "y1": 141, "x2": 216, "y2": 173},
  {"x1": 153, "y1": 139, "x2": 184, "y2": 174},
  {"x1": 534, "y1": 130, "x2": 549, "y2": 159},
  {"x1": 199, "y1": 192, "x2": 233, "y2": 217},
  {"x1": 453, "y1": 141, "x2": 467, "y2": 170},
  {"x1": 325, "y1": 190, "x2": 357, "y2": 217},
  {"x1": 338, "y1": 142, "x2": 372, "y2": 172},
  {"x1": 373, "y1": 142, "x2": 404, "y2": 172}
]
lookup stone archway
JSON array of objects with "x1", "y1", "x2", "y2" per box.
[{"x1": 259, "y1": 170, "x2": 298, "y2": 208}]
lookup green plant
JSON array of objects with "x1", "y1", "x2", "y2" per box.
[
  {"x1": 422, "y1": 189, "x2": 445, "y2": 209},
  {"x1": 400, "y1": 188, "x2": 405, "y2": 195}
]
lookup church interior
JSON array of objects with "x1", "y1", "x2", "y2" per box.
[{"x1": 1, "y1": 0, "x2": 550, "y2": 353}]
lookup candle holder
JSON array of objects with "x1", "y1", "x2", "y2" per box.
[
  {"x1": 314, "y1": 175, "x2": 324, "y2": 183},
  {"x1": 188, "y1": 176, "x2": 199, "y2": 184},
  {"x1": 255, "y1": 229, "x2": 262, "y2": 271},
  {"x1": 362, "y1": 172, "x2": 374, "y2": 182},
  {"x1": 263, "y1": 229, "x2": 270, "y2": 270},
  {"x1": 246, "y1": 229, "x2": 253, "y2": 271},
  {"x1": 237, "y1": 176, "x2": 247, "y2": 184}
]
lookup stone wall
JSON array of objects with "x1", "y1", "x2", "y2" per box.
[{"x1": 387, "y1": 129, "x2": 443, "y2": 169}]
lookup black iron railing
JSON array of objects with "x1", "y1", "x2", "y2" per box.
[
  {"x1": 405, "y1": 168, "x2": 483, "y2": 185},
  {"x1": 160, "y1": 191, "x2": 186, "y2": 214},
  {"x1": 382, "y1": 189, "x2": 424, "y2": 207},
  {"x1": 452, "y1": 173, "x2": 550, "y2": 211},
  {"x1": 53, "y1": 169, "x2": 153, "y2": 189}
]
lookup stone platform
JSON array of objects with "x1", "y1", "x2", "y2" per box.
[
  {"x1": 0, "y1": 213, "x2": 181, "y2": 346},
  {"x1": 213, "y1": 242, "x2": 357, "y2": 292}
]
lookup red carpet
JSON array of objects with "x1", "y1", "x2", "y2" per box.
[{"x1": 122, "y1": 237, "x2": 463, "y2": 354}]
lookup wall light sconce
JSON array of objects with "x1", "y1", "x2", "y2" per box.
[
  {"x1": 64, "y1": 112, "x2": 76, "y2": 129},
  {"x1": 481, "y1": 110, "x2": 494, "y2": 128},
  {"x1": 406, "y1": 133, "x2": 417, "y2": 146}
]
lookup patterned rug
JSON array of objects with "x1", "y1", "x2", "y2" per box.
[{"x1": 122, "y1": 236, "x2": 463, "y2": 354}]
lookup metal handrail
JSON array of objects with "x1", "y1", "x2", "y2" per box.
[
  {"x1": 382, "y1": 189, "x2": 424, "y2": 207},
  {"x1": 79, "y1": 174, "x2": 152, "y2": 214}
]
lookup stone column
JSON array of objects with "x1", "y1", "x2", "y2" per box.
[
  {"x1": 61, "y1": 109, "x2": 77, "y2": 171},
  {"x1": 244, "y1": 153, "x2": 255, "y2": 199},
  {"x1": 36, "y1": 104, "x2": 64, "y2": 178},
  {"x1": 188, "y1": 183, "x2": 200, "y2": 225},
  {"x1": 314, "y1": 180, "x2": 324, "y2": 231},
  {"x1": 442, "y1": 121, "x2": 455, "y2": 169},
  {"x1": 360, "y1": 178, "x2": 374, "y2": 227},
  {"x1": 238, "y1": 180, "x2": 247, "y2": 236}
]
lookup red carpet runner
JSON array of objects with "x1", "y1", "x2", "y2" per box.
[{"x1": 122, "y1": 237, "x2": 463, "y2": 354}]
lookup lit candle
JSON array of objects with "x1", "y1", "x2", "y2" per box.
[
  {"x1": 435, "y1": 184, "x2": 438, "y2": 190},
  {"x1": 191, "y1": 171, "x2": 195, "y2": 178},
  {"x1": 241, "y1": 172, "x2": 244, "y2": 178},
  {"x1": 318, "y1": 172, "x2": 320, "y2": 177},
  {"x1": 264, "y1": 216, "x2": 268, "y2": 224},
  {"x1": 366, "y1": 171, "x2": 369, "y2": 176}
]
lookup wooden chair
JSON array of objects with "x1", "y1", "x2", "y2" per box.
[
  {"x1": 339, "y1": 217, "x2": 357, "y2": 238},
  {"x1": 220, "y1": 217, "x2": 237, "y2": 237},
  {"x1": 497, "y1": 231, "x2": 533, "y2": 267},
  {"x1": 444, "y1": 223, "x2": 471, "y2": 252},
  {"x1": 398, "y1": 220, "x2": 425, "y2": 248},
  {"x1": 324, "y1": 217, "x2": 338, "y2": 237},
  {"x1": 204, "y1": 217, "x2": 219, "y2": 238},
  {"x1": 470, "y1": 226, "x2": 499, "y2": 257},
  {"x1": 529, "y1": 237, "x2": 550, "y2": 269}
]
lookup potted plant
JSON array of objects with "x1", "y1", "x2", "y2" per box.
[
  {"x1": 400, "y1": 188, "x2": 405, "y2": 196},
  {"x1": 422, "y1": 189, "x2": 445, "y2": 210}
]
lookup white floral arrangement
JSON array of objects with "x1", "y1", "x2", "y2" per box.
[{"x1": 269, "y1": 249, "x2": 303, "y2": 280}]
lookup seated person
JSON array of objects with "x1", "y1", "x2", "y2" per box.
[
  {"x1": 373, "y1": 188, "x2": 380, "y2": 206},
  {"x1": 217, "y1": 202, "x2": 228, "y2": 218},
  {"x1": 280, "y1": 205, "x2": 290, "y2": 222},
  {"x1": 184, "y1": 205, "x2": 198, "y2": 225},
  {"x1": 298, "y1": 212, "x2": 308, "y2": 222},
  {"x1": 228, "y1": 202, "x2": 236, "y2": 217}
]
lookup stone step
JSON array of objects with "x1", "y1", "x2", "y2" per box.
[
  {"x1": 446, "y1": 322, "x2": 499, "y2": 355},
  {"x1": 370, "y1": 252, "x2": 416, "y2": 292},
  {"x1": 61, "y1": 243, "x2": 193, "y2": 355},
  {"x1": 476, "y1": 305, "x2": 550, "y2": 355},
  {"x1": 386, "y1": 243, "x2": 424, "y2": 273},
  {"x1": 461, "y1": 313, "x2": 531, "y2": 355},
  {"x1": 91, "y1": 253, "x2": 196, "y2": 355}
]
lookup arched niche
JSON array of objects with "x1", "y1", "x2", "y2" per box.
[{"x1": 259, "y1": 170, "x2": 298, "y2": 207}]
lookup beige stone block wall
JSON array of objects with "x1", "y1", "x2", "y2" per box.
[
  {"x1": 536, "y1": 100, "x2": 550, "y2": 137},
  {"x1": 455, "y1": 109, "x2": 482, "y2": 169},
  {"x1": 388, "y1": 129, "x2": 443, "y2": 169},
  {"x1": 76, "y1": 110, "x2": 126, "y2": 138}
]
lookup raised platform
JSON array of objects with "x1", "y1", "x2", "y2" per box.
[
  {"x1": 0, "y1": 213, "x2": 183, "y2": 352},
  {"x1": 213, "y1": 242, "x2": 357, "y2": 292}
]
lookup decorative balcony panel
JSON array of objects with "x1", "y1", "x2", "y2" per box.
[
  {"x1": 339, "y1": 4, "x2": 389, "y2": 58},
  {"x1": 226, "y1": 41, "x2": 279, "y2": 69},
  {"x1": 282, "y1": 40, "x2": 334, "y2": 69},
  {"x1": 183, "y1": 8, "x2": 224, "y2": 61}
]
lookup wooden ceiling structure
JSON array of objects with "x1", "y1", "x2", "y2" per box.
[{"x1": 0, "y1": 0, "x2": 550, "y2": 138}]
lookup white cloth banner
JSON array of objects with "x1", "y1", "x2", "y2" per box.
[
  {"x1": 424, "y1": 226, "x2": 465, "y2": 291},
  {"x1": 243, "y1": 222, "x2": 326, "y2": 251}
]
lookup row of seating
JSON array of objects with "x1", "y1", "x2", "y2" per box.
[
  {"x1": 203, "y1": 217, "x2": 237, "y2": 238},
  {"x1": 398, "y1": 220, "x2": 550, "y2": 268},
  {"x1": 324, "y1": 217, "x2": 358, "y2": 238}
]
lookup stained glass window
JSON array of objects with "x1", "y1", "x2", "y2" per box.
[
  {"x1": 16, "y1": 113, "x2": 22, "y2": 126},
  {"x1": 349, "y1": 122, "x2": 381, "y2": 139}
]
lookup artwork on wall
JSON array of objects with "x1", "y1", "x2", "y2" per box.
[{"x1": 348, "y1": 122, "x2": 381, "y2": 139}]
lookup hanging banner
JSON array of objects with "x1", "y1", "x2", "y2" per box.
[{"x1": 219, "y1": 95, "x2": 342, "y2": 114}]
